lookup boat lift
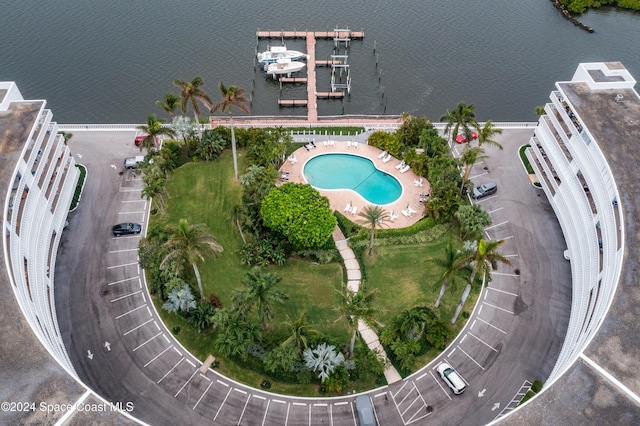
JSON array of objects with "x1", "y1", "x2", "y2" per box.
[{"x1": 330, "y1": 54, "x2": 351, "y2": 94}]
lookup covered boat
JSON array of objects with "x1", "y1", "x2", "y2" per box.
[
  {"x1": 257, "y1": 46, "x2": 306, "y2": 63},
  {"x1": 265, "y1": 59, "x2": 306, "y2": 78}
]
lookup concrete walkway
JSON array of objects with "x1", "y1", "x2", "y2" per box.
[{"x1": 333, "y1": 227, "x2": 403, "y2": 384}]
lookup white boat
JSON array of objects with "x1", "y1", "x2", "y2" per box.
[
  {"x1": 266, "y1": 59, "x2": 306, "y2": 78},
  {"x1": 257, "y1": 46, "x2": 306, "y2": 63}
]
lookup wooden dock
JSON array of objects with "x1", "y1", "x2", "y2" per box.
[
  {"x1": 279, "y1": 77, "x2": 308, "y2": 83},
  {"x1": 278, "y1": 99, "x2": 308, "y2": 106},
  {"x1": 257, "y1": 29, "x2": 362, "y2": 121},
  {"x1": 257, "y1": 30, "x2": 364, "y2": 39}
]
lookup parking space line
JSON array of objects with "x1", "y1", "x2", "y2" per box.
[
  {"x1": 193, "y1": 381, "x2": 213, "y2": 410},
  {"x1": 335, "y1": 401, "x2": 349, "y2": 405},
  {"x1": 217, "y1": 379, "x2": 229, "y2": 387},
  {"x1": 121, "y1": 199, "x2": 146, "y2": 203},
  {"x1": 431, "y1": 370, "x2": 452, "y2": 400},
  {"x1": 476, "y1": 316, "x2": 508, "y2": 334},
  {"x1": 459, "y1": 334, "x2": 468, "y2": 344},
  {"x1": 456, "y1": 346, "x2": 485, "y2": 370},
  {"x1": 199, "y1": 374, "x2": 210, "y2": 381},
  {"x1": 400, "y1": 394, "x2": 420, "y2": 416},
  {"x1": 111, "y1": 235, "x2": 142, "y2": 240},
  {"x1": 486, "y1": 286, "x2": 518, "y2": 297},
  {"x1": 467, "y1": 331, "x2": 498, "y2": 352},
  {"x1": 133, "y1": 331, "x2": 163, "y2": 351},
  {"x1": 350, "y1": 401, "x2": 356, "y2": 424},
  {"x1": 144, "y1": 345, "x2": 173, "y2": 367},
  {"x1": 108, "y1": 276, "x2": 139, "y2": 286},
  {"x1": 485, "y1": 221, "x2": 509, "y2": 231},
  {"x1": 212, "y1": 388, "x2": 232, "y2": 422},
  {"x1": 123, "y1": 318, "x2": 154, "y2": 335},
  {"x1": 120, "y1": 188, "x2": 141, "y2": 192},
  {"x1": 487, "y1": 206, "x2": 503, "y2": 214},
  {"x1": 391, "y1": 381, "x2": 409, "y2": 399},
  {"x1": 292, "y1": 402, "x2": 306, "y2": 406},
  {"x1": 261, "y1": 399, "x2": 271, "y2": 426},
  {"x1": 492, "y1": 271, "x2": 520, "y2": 277},
  {"x1": 234, "y1": 388, "x2": 247, "y2": 395},
  {"x1": 483, "y1": 301, "x2": 515, "y2": 315},
  {"x1": 273, "y1": 399, "x2": 286, "y2": 404},
  {"x1": 415, "y1": 372, "x2": 428, "y2": 381},
  {"x1": 285, "y1": 402, "x2": 291, "y2": 426},
  {"x1": 115, "y1": 304, "x2": 147, "y2": 319},
  {"x1": 107, "y1": 262, "x2": 138, "y2": 269},
  {"x1": 118, "y1": 211, "x2": 146, "y2": 214},
  {"x1": 158, "y1": 357, "x2": 184, "y2": 383},
  {"x1": 154, "y1": 321, "x2": 161, "y2": 331},
  {"x1": 110, "y1": 290, "x2": 143, "y2": 303},
  {"x1": 109, "y1": 248, "x2": 139, "y2": 253},
  {"x1": 175, "y1": 369, "x2": 199, "y2": 397},
  {"x1": 163, "y1": 335, "x2": 170, "y2": 344}
]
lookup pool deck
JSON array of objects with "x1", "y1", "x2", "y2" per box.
[{"x1": 279, "y1": 141, "x2": 428, "y2": 228}]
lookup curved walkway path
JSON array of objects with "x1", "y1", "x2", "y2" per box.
[{"x1": 332, "y1": 227, "x2": 403, "y2": 384}]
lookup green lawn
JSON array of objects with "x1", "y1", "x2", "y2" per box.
[{"x1": 148, "y1": 149, "x2": 479, "y2": 391}]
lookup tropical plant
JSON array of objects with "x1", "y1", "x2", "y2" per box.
[
  {"x1": 454, "y1": 204, "x2": 492, "y2": 240},
  {"x1": 535, "y1": 105, "x2": 546, "y2": 117},
  {"x1": 263, "y1": 344, "x2": 300, "y2": 373},
  {"x1": 213, "y1": 308, "x2": 262, "y2": 358},
  {"x1": 451, "y1": 238, "x2": 511, "y2": 323},
  {"x1": 188, "y1": 300, "x2": 216, "y2": 332},
  {"x1": 459, "y1": 145, "x2": 487, "y2": 194},
  {"x1": 441, "y1": 102, "x2": 477, "y2": 148},
  {"x1": 303, "y1": 342, "x2": 345, "y2": 383},
  {"x1": 160, "y1": 218, "x2": 223, "y2": 299},
  {"x1": 171, "y1": 115, "x2": 197, "y2": 155},
  {"x1": 431, "y1": 243, "x2": 466, "y2": 308},
  {"x1": 136, "y1": 114, "x2": 177, "y2": 153},
  {"x1": 58, "y1": 131, "x2": 73, "y2": 145},
  {"x1": 395, "y1": 114, "x2": 432, "y2": 148},
  {"x1": 173, "y1": 76, "x2": 213, "y2": 123},
  {"x1": 156, "y1": 92, "x2": 182, "y2": 120},
  {"x1": 260, "y1": 183, "x2": 337, "y2": 250},
  {"x1": 281, "y1": 311, "x2": 319, "y2": 354},
  {"x1": 474, "y1": 120, "x2": 503, "y2": 150},
  {"x1": 335, "y1": 285, "x2": 381, "y2": 357},
  {"x1": 163, "y1": 284, "x2": 197, "y2": 314},
  {"x1": 357, "y1": 205, "x2": 389, "y2": 255},
  {"x1": 232, "y1": 267, "x2": 289, "y2": 331},
  {"x1": 196, "y1": 128, "x2": 228, "y2": 161},
  {"x1": 211, "y1": 83, "x2": 251, "y2": 179}
]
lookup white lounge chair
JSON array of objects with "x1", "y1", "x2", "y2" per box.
[
  {"x1": 395, "y1": 160, "x2": 405, "y2": 170},
  {"x1": 347, "y1": 141, "x2": 352, "y2": 148},
  {"x1": 353, "y1": 141, "x2": 358, "y2": 149},
  {"x1": 400, "y1": 165, "x2": 411, "y2": 173},
  {"x1": 414, "y1": 177, "x2": 423, "y2": 187},
  {"x1": 382, "y1": 154, "x2": 392, "y2": 163},
  {"x1": 377, "y1": 150, "x2": 387, "y2": 159},
  {"x1": 350, "y1": 206, "x2": 358, "y2": 215},
  {"x1": 407, "y1": 205, "x2": 417, "y2": 215},
  {"x1": 401, "y1": 209, "x2": 411, "y2": 217},
  {"x1": 329, "y1": 140, "x2": 334, "y2": 147},
  {"x1": 323, "y1": 141, "x2": 328, "y2": 147},
  {"x1": 344, "y1": 203, "x2": 352, "y2": 212},
  {"x1": 389, "y1": 210, "x2": 398, "y2": 221}
]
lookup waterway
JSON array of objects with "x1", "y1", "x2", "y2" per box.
[{"x1": 0, "y1": 1, "x2": 638, "y2": 123}]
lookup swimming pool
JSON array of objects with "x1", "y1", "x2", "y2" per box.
[{"x1": 303, "y1": 153, "x2": 402, "y2": 205}]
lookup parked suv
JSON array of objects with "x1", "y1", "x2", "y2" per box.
[
  {"x1": 473, "y1": 181, "x2": 497, "y2": 199},
  {"x1": 124, "y1": 155, "x2": 145, "y2": 169},
  {"x1": 355, "y1": 395, "x2": 377, "y2": 426},
  {"x1": 436, "y1": 362, "x2": 467, "y2": 395}
]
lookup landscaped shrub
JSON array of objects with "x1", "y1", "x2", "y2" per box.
[
  {"x1": 334, "y1": 211, "x2": 362, "y2": 238},
  {"x1": 239, "y1": 239, "x2": 286, "y2": 266},
  {"x1": 69, "y1": 164, "x2": 87, "y2": 211}
]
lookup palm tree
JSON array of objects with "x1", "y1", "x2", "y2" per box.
[
  {"x1": 459, "y1": 145, "x2": 487, "y2": 194},
  {"x1": 441, "y1": 102, "x2": 476, "y2": 148},
  {"x1": 451, "y1": 238, "x2": 511, "y2": 323},
  {"x1": 335, "y1": 286, "x2": 381, "y2": 358},
  {"x1": 136, "y1": 114, "x2": 177, "y2": 153},
  {"x1": 474, "y1": 120, "x2": 503, "y2": 150},
  {"x1": 211, "y1": 83, "x2": 250, "y2": 180},
  {"x1": 357, "y1": 205, "x2": 389, "y2": 255},
  {"x1": 173, "y1": 76, "x2": 213, "y2": 123},
  {"x1": 431, "y1": 244, "x2": 466, "y2": 308},
  {"x1": 232, "y1": 267, "x2": 289, "y2": 331},
  {"x1": 281, "y1": 311, "x2": 319, "y2": 354},
  {"x1": 535, "y1": 105, "x2": 546, "y2": 117},
  {"x1": 58, "y1": 131, "x2": 73, "y2": 145},
  {"x1": 156, "y1": 92, "x2": 182, "y2": 120},
  {"x1": 213, "y1": 308, "x2": 262, "y2": 358},
  {"x1": 160, "y1": 219, "x2": 223, "y2": 300},
  {"x1": 230, "y1": 204, "x2": 247, "y2": 245}
]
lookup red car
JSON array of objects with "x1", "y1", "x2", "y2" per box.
[
  {"x1": 134, "y1": 135, "x2": 158, "y2": 147},
  {"x1": 456, "y1": 131, "x2": 479, "y2": 144}
]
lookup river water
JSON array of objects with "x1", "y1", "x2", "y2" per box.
[{"x1": 0, "y1": 1, "x2": 638, "y2": 123}]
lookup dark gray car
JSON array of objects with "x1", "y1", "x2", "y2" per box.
[
  {"x1": 473, "y1": 182, "x2": 497, "y2": 199},
  {"x1": 112, "y1": 222, "x2": 142, "y2": 236},
  {"x1": 355, "y1": 395, "x2": 377, "y2": 426}
]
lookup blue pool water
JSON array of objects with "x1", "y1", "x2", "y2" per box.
[{"x1": 303, "y1": 153, "x2": 402, "y2": 205}]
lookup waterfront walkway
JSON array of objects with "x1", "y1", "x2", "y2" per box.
[{"x1": 333, "y1": 227, "x2": 403, "y2": 384}]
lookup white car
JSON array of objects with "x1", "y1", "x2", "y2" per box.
[{"x1": 437, "y1": 362, "x2": 467, "y2": 395}]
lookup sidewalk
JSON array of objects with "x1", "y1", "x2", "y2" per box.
[{"x1": 333, "y1": 227, "x2": 402, "y2": 384}]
